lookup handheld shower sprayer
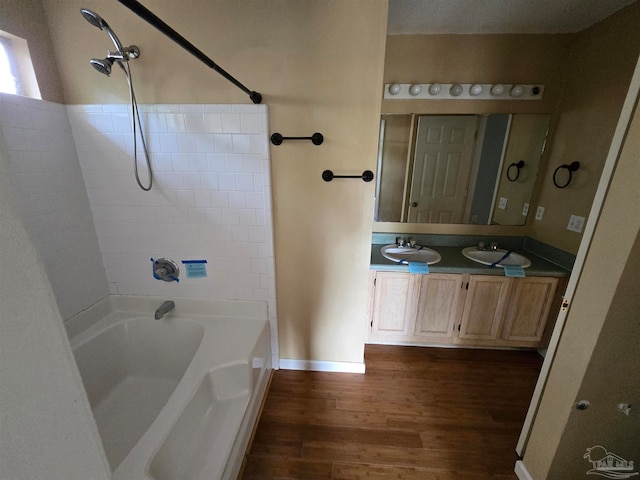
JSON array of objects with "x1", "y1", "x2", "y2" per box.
[
  {"x1": 81, "y1": 8, "x2": 140, "y2": 76},
  {"x1": 81, "y1": 7, "x2": 151, "y2": 191}
]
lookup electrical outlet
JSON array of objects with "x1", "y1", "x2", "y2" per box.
[
  {"x1": 522, "y1": 203, "x2": 530, "y2": 216},
  {"x1": 498, "y1": 197, "x2": 508, "y2": 210},
  {"x1": 567, "y1": 214, "x2": 585, "y2": 233},
  {"x1": 535, "y1": 206, "x2": 545, "y2": 221}
]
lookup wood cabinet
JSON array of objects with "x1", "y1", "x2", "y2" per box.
[
  {"x1": 370, "y1": 272, "x2": 463, "y2": 345},
  {"x1": 368, "y1": 271, "x2": 562, "y2": 349},
  {"x1": 459, "y1": 276, "x2": 511, "y2": 341},
  {"x1": 414, "y1": 274, "x2": 464, "y2": 342},
  {"x1": 370, "y1": 271, "x2": 419, "y2": 338},
  {"x1": 501, "y1": 277, "x2": 559, "y2": 343}
]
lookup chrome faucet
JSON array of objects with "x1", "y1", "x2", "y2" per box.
[
  {"x1": 477, "y1": 241, "x2": 499, "y2": 251},
  {"x1": 155, "y1": 300, "x2": 175, "y2": 320}
]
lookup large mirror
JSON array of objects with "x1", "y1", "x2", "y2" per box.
[{"x1": 374, "y1": 113, "x2": 550, "y2": 226}]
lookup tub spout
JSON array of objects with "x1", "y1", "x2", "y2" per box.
[{"x1": 155, "y1": 300, "x2": 175, "y2": 320}]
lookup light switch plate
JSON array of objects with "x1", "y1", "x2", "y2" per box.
[
  {"x1": 522, "y1": 203, "x2": 530, "y2": 216},
  {"x1": 535, "y1": 206, "x2": 545, "y2": 221},
  {"x1": 498, "y1": 197, "x2": 508, "y2": 210},
  {"x1": 567, "y1": 214, "x2": 585, "y2": 233}
]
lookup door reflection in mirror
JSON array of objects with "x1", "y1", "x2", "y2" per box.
[{"x1": 374, "y1": 114, "x2": 550, "y2": 225}]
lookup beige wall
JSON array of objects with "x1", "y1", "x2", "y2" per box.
[
  {"x1": 522, "y1": 71, "x2": 640, "y2": 479},
  {"x1": 377, "y1": 9, "x2": 640, "y2": 252},
  {"x1": 382, "y1": 34, "x2": 570, "y2": 116},
  {"x1": 0, "y1": 0, "x2": 64, "y2": 102},
  {"x1": 41, "y1": 0, "x2": 388, "y2": 365},
  {"x1": 529, "y1": 2, "x2": 640, "y2": 253}
]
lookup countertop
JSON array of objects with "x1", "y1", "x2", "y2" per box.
[{"x1": 370, "y1": 244, "x2": 571, "y2": 277}]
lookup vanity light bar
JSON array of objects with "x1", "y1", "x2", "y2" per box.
[{"x1": 384, "y1": 83, "x2": 544, "y2": 100}]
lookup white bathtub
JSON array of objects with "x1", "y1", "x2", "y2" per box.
[{"x1": 67, "y1": 296, "x2": 271, "y2": 480}]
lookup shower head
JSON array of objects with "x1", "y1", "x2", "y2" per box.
[
  {"x1": 80, "y1": 8, "x2": 124, "y2": 53},
  {"x1": 80, "y1": 8, "x2": 108, "y2": 30},
  {"x1": 81, "y1": 7, "x2": 140, "y2": 76},
  {"x1": 89, "y1": 57, "x2": 114, "y2": 76}
]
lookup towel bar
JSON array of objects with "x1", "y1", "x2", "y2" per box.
[
  {"x1": 322, "y1": 170, "x2": 374, "y2": 182},
  {"x1": 270, "y1": 132, "x2": 324, "y2": 145}
]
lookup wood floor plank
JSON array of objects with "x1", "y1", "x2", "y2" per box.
[
  {"x1": 331, "y1": 462, "x2": 501, "y2": 480},
  {"x1": 242, "y1": 345, "x2": 542, "y2": 479}
]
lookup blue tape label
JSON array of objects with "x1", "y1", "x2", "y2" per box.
[
  {"x1": 409, "y1": 262, "x2": 430, "y2": 274},
  {"x1": 503, "y1": 265, "x2": 526, "y2": 277},
  {"x1": 182, "y1": 260, "x2": 207, "y2": 278}
]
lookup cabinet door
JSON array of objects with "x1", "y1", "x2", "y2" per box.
[
  {"x1": 501, "y1": 277, "x2": 559, "y2": 342},
  {"x1": 459, "y1": 276, "x2": 512, "y2": 341},
  {"x1": 414, "y1": 274, "x2": 464, "y2": 341},
  {"x1": 371, "y1": 272, "x2": 419, "y2": 338}
]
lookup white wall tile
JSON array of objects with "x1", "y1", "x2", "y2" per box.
[
  {"x1": 232, "y1": 134, "x2": 252, "y2": 153},
  {"x1": 184, "y1": 113, "x2": 205, "y2": 133},
  {"x1": 236, "y1": 173, "x2": 254, "y2": 191},
  {"x1": 0, "y1": 94, "x2": 109, "y2": 320},
  {"x1": 207, "y1": 154, "x2": 226, "y2": 172},
  {"x1": 213, "y1": 134, "x2": 233, "y2": 153},
  {"x1": 64, "y1": 101, "x2": 276, "y2": 361},
  {"x1": 240, "y1": 114, "x2": 261, "y2": 134},
  {"x1": 165, "y1": 113, "x2": 186, "y2": 132},
  {"x1": 203, "y1": 114, "x2": 223, "y2": 133},
  {"x1": 222, "y1": 114, "x2": 241, "y2": 133},
  {"x1": 178, "y1": 134, "x2": 197, "y2": 153}
]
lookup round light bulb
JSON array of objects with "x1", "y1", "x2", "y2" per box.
[
  {"x1": 428, "y1": 83, "x2": 441, "y2": 95},
  {"x1": 490, "y1": 84, "x2": 505, "y2": 96},
  {"x1": 409, "y1": 84, "x2": 422, "y2": 96},
  {"x1": 449, "y1": 84, "x2": 463, "y2": 97},
  {"x1": 388, "y1": 83, "x2": 401, "y2": 95},
  {"x1": 469, "y1": 84, "x2": 483, "y2": 96},
  {"x1": 510, "y1": 85, "x2": 524, "y2": 97}
]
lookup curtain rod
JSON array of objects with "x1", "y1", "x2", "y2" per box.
[{"x1": 116, "y1": 0, "x2": 262, "y2": 104}]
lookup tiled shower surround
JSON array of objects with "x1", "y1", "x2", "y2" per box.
[
  {"x1": 0, "y1": 93, "x2": 278, "y2": 361},
  {"x1": 0, "y1": 93, "x2": 108, "y2": 319}
]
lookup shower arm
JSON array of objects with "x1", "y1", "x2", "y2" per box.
[{"x1": 115, "y1": 0, "x2": 262, "y2": 104}]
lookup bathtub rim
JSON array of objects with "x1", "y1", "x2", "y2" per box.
[
  {"x1": 66, "y1": 295, "x2": 272, "y2": 479},
  {"x1": 65, "y1": 294, "x2": 269, "y2": 340}
]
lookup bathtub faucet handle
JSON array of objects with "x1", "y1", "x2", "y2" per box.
[
  {"x1": 151, "y1": 258, "x2": 180, "y2": 282},
  {"x1": 155, "y1": 300, "x2": 175, "y2": 320}
]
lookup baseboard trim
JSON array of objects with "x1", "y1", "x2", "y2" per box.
[
  {"x1": 279, "y1": 358, "x2": 366, "y2": 374},
  {"x1": 515, "y1": 460, "x2": 534, "y2": 480}
]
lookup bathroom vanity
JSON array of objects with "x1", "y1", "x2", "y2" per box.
[{"x1": 368, "y1": 237, "x2": 571, "y2": 349}]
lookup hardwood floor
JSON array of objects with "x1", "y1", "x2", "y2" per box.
[{"x1": 242, "y1": 345, "x2": 543, "y2": 479}]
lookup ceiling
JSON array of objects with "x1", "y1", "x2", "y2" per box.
[{"x1": 388, "y1": 0, "x2": 638, "y2": 34}]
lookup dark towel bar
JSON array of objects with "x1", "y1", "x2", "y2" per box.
[
  {"x1": 322, "y1": 170, "x2": 374, "y2": 182},
  {"x1": 270, "y1": 132, "x2": 324, "y2": 146}
]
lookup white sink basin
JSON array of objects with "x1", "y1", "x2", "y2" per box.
[
  {"x1": 381, "y1": 244, "x2": 442, "y2": 265},
  {"x1": 462, "y1": 246, "x2": 531, "y2": 268}
]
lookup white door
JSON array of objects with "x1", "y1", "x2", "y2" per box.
[{"x1": 408, "y1": 115, "x2": 478, "y2": 223}]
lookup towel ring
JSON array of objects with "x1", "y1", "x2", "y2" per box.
[
  {"x1": 553, "y1": 161, "x2": 580, "y2": 188},
  {"x1": 506, "y1": 160, "x2": 525, "y2": 182}
]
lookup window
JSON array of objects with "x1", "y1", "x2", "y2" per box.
[
  {"x1": 0, "y1": 36, "x2": 22, "y2": 95},
  {"x1": 0, "y1": 30, "x2": 40, "y2": 99}
]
